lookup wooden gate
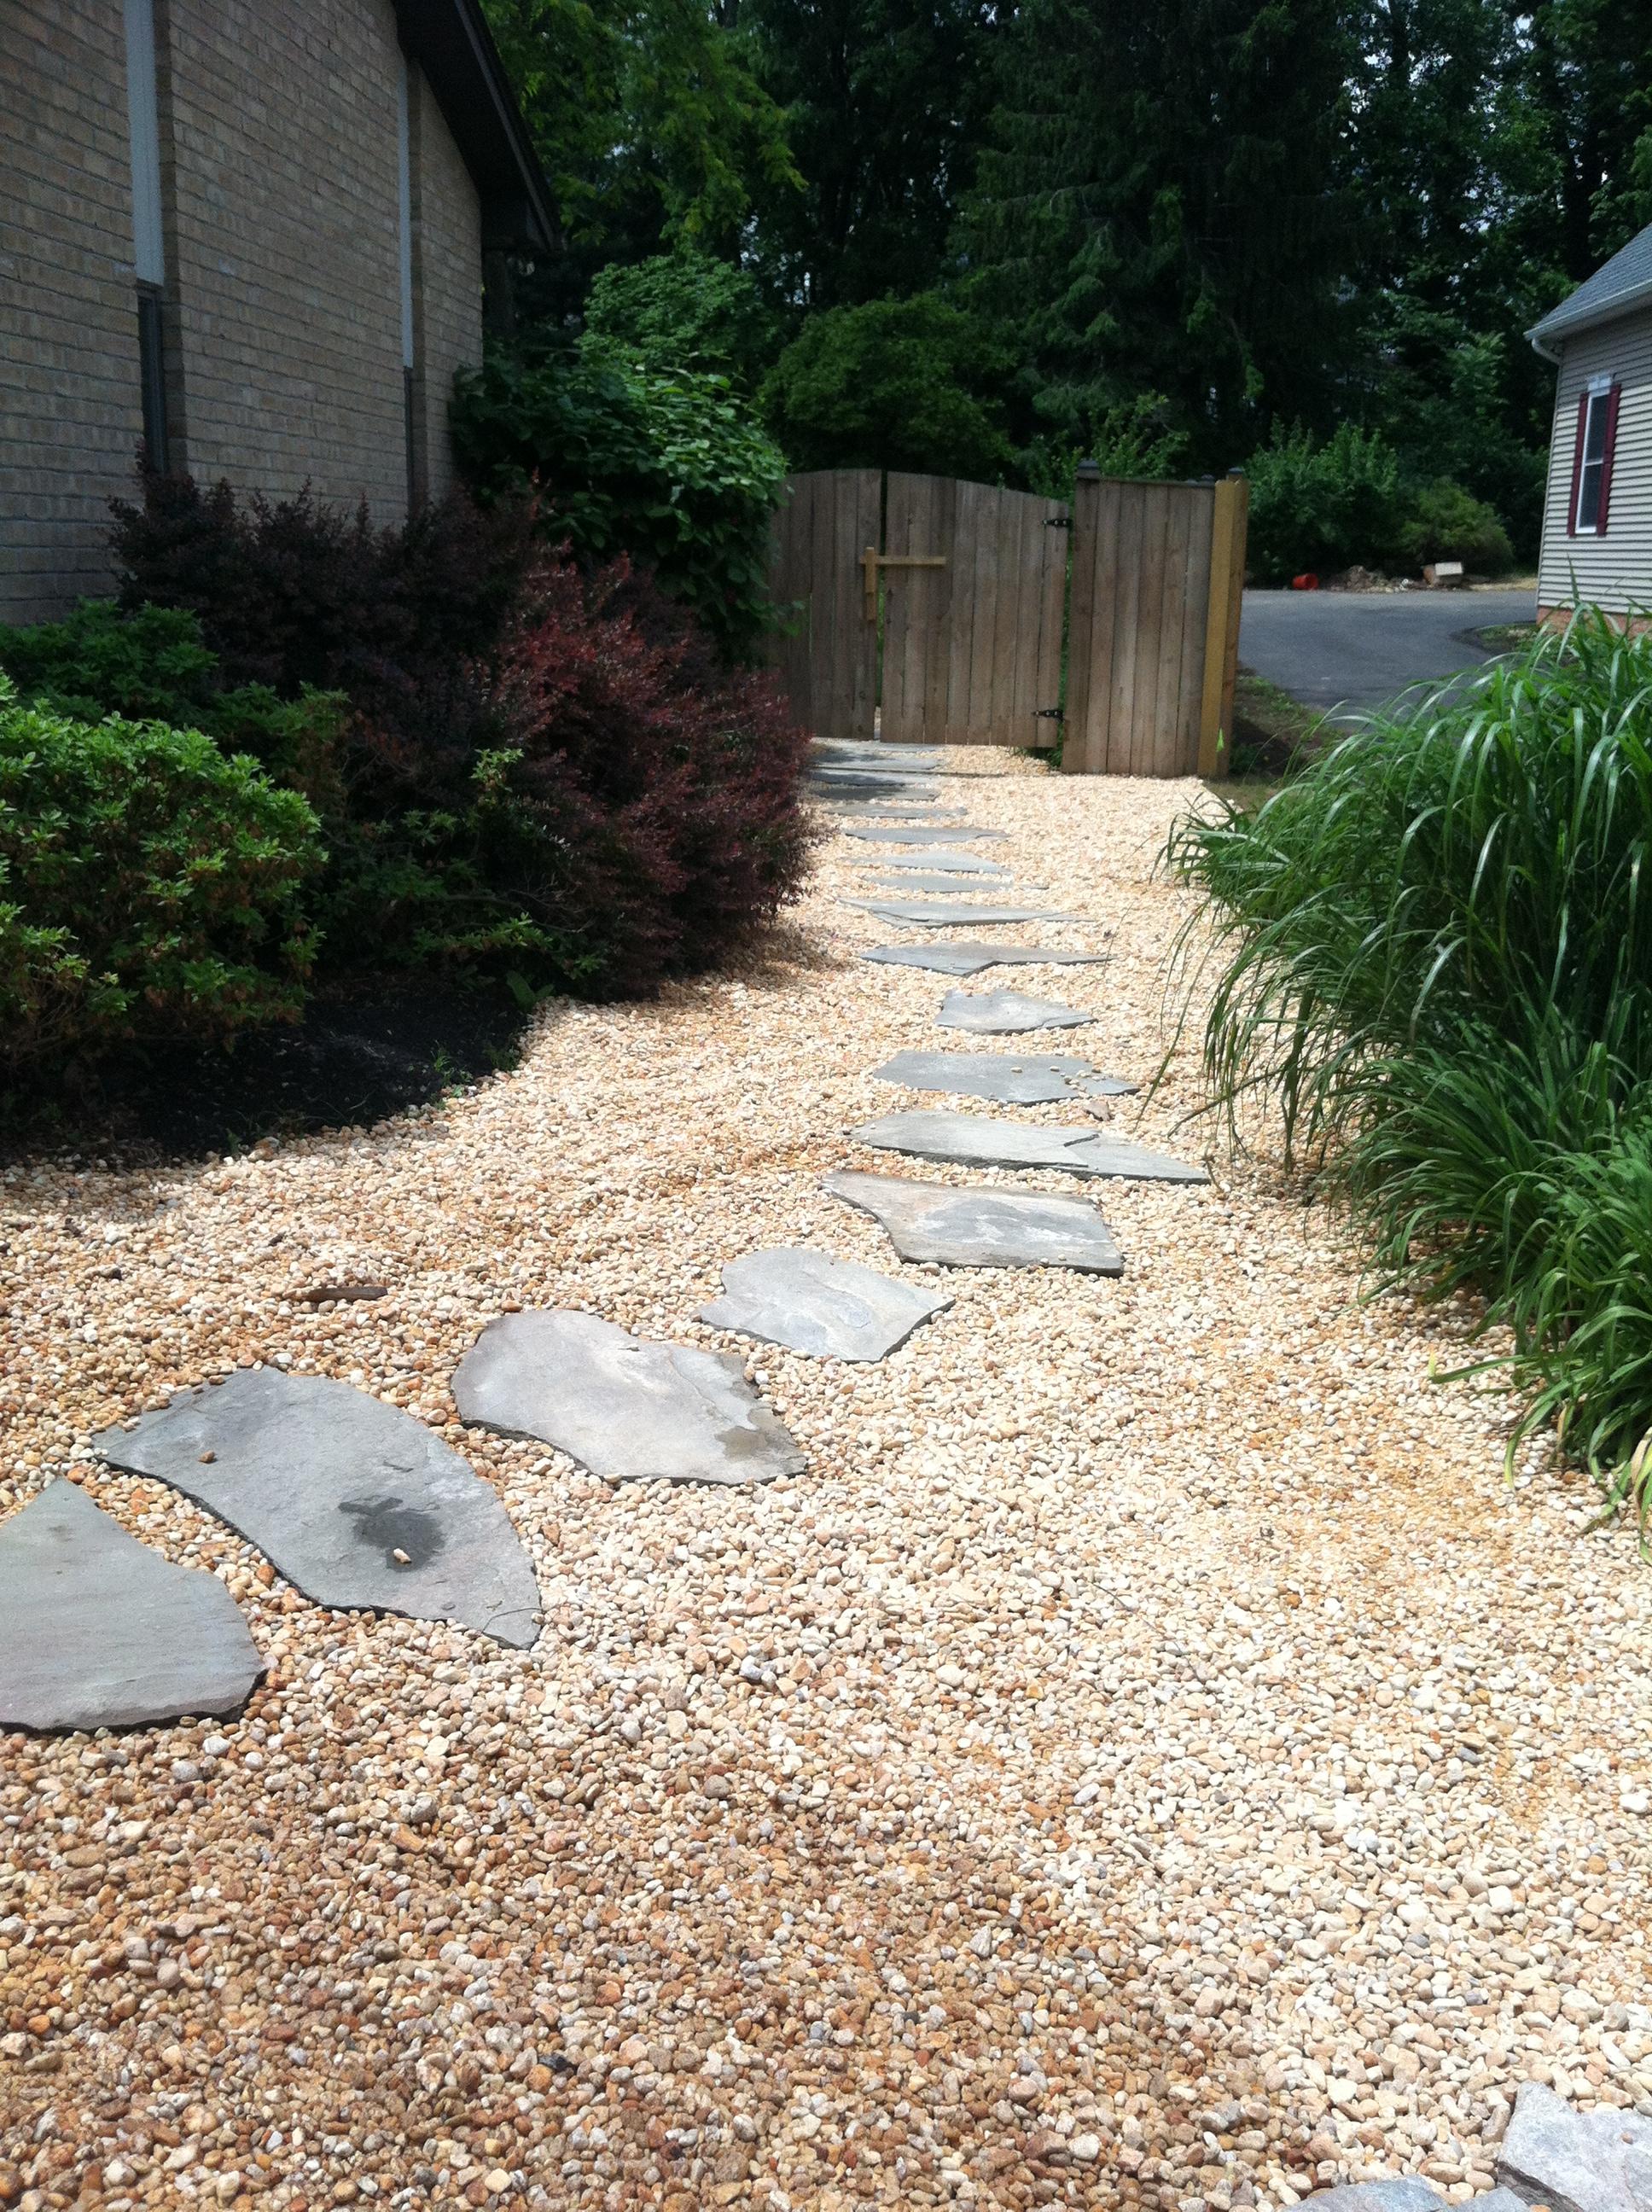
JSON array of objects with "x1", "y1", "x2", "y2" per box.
[
  {"x1": 1062, "y1": 468, "x2": 1248, "y2": 777},
  {"x1": 766, "y1": 463, "x2": 1248, "y2": 774},
  {"x1": 880, "y1": 474, "x2": 1069, "y2": 747}
]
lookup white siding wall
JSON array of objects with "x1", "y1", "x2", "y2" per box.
[{"x1": 1537, "y1": 308, "x2": 1652, "y2": 616}]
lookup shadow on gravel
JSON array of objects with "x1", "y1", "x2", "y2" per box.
[{"x1": 0, "y1": 974, "x2": 533, "y2": 1170}]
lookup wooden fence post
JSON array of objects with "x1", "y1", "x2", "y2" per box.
[{"x1": 1196, "y1": 472, "x2": 1249, "y2": 778}]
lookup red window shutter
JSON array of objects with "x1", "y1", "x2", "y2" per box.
[
  {"x1": 1567, "y1": 391, "x2": 1588, "y2": 534},
  {"x1": 1597, "y1": 381, "x2": 1623, "y2": 535}
]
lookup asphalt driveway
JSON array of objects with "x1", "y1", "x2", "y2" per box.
[{"x1": 1240, "y1": 585, "x2": 1537, "y2": 720}]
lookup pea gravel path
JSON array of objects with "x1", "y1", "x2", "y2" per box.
[{"x1": 2, "y1": 751, "x2": 1650, "y2": 2212}]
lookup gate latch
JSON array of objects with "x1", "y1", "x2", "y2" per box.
[
  {"x1": 1044, "y1": 515, "x2": 1073, "y2": 530},
  {"x1": 863, "y1": 544, "x2": 946, "y2": 621},
  {"x1": 1034, "y1": 707, "x2": 1065, "y2": 721}
]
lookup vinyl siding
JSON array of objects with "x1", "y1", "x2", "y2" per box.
[{"x1": 1536, "y1": 308, "x2": 1652, "y2": 617}]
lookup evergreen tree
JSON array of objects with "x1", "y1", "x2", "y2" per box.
[
  {"x1": 743, "y1": 0, "x2": 1000, "y2": 307},
  {"x1": 958, "y1": 0, "x2": 1366, "y2": 469}
]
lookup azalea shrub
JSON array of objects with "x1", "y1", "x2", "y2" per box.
[{"x1": 0, "y1": 678, "x2": 322, "y2": 1077}]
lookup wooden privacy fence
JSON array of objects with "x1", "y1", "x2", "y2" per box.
[{"x1": 766, "y1": 462, "x2": 1248, "y2": 777}]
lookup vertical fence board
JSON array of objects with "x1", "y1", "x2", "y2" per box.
[
  {"x1": 1175, "y1": 488, "x2": 1214, "y2": 773},
  {"x1": 1108, "y1": 485, "x2": 1145, "y2": 772},
  {"x1": 1150, "y1": 488, "x2": 1195, "y2": 775},
  {"x1": 766, "y1": 469, "x2": 878, "y2": 738},
  {"x1": 1061, "y1": 474, "x2": 1099, "y2": 772}
]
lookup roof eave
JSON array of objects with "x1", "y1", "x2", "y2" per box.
[
  {"x1": 394, "y1": 0, "x2": 559, "y2": 255},
  {"x1": 1528, "y1": 275, "x2": 1652, "y2": 359}
]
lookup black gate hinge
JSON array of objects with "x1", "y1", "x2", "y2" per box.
[
  {"x1": 1044, "y1": 515, "x2": 1073, "y2": 530},
  {"x1": 1034, "y1": 707, "x2": 1065, "y2": 721}
]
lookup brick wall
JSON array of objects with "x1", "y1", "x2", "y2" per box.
[
  {"x1": 163, "y1": 0, "x2": 410, "y2": 519},
  {"x1": 0, "y1": 3, "x2": 144, "y2": 624},
  {"x1": 410, "y1": 65, "x2": 483, "y2": 504},
  {"x1": 1, "y1": 0, "x2": 487, "y2": 626}
]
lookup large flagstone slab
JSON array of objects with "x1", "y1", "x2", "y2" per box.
[
  {"x1": 846, "y1": 899, "x2": 1073, "y2": 927},
  {"x1": 840, "y1": 824, "x2": 1004, "y2": 845},
  {"x1": 938, "y1": 988, "x2": 1094, "y2": 1033},
  {"x1": 454, "y1": 1311, "x2": 806, "y2": 1485},
  {"x1": 698, "y1": 1248, "x2": 950, "y2": 1361},
  {"x1": 0, "y1": 1481, "x2": 265, "y2": 1731},
  {"x1": 864, "y1": 942, "x2": 1108, "y2": 976},
  {"x1": 96, "y1": 1370, "x2": 541, "y2": 1648},
  {"x1": 823, "y1": 1171, "x2": 1124, "y2": 1274},
  {"x1": 815, "y1": 748, "x2": 943, "y2": 770},
  {"x1": 852, "y1": 1109, "x2": 1207, "y2": 1183},
  {"x1": 871, "y1": 1049, "x2": 1137, "y2": 1104}
]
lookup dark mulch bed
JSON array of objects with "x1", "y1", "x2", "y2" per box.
[{"x1": 0, "y1": 975, "x2": 532, "y2": 1169}]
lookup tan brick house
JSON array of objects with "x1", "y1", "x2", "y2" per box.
[{"x1": 0, "y1": 0, "x2": 554, "y2": 623}]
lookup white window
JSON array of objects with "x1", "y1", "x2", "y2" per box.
[{"x1": 1572, "y1": 377, "x2": 1617, "y2": 535}]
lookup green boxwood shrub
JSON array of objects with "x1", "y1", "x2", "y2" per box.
[{"x1": 0, "y1": 678, "x2": 323, "y2": 1075}]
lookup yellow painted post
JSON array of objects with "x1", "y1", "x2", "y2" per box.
[{"x1": 1218, "y1": 471, "x2": 1249, "y2": 751}]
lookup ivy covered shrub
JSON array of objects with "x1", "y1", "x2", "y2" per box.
[
  {"x1": 449, "y1": 343, "x2": 787, "y2": 660},
  {"x1": 759, "y1": 294, "x2": 1018, "y2": 483},
  {"x1": 581, "y1": 245, "x2": 779, "y2": 391},
  {"x1": 0, "y1": 678, "x2": 322, "y2": 1076}
]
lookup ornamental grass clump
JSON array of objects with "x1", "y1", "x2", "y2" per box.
[{"x1": 1169, "y1": 609, "x2": 1652, "y2": 1523}]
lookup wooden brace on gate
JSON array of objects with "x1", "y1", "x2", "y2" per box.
[{"x1": 863, "y1": 544, "x2": 946, "y2": 622}]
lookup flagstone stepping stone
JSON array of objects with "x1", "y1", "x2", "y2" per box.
[
  {"x1": 0, "y1": 1481, "x2": 265, "y2": 1732},
  {"x1": 871, "y1": 1049, "x2": 1137, "y2": 1103},
  {"x1": 866, "y1": 874, "x2": 1030, "y2": 897},
  {"x1": 824, "y1": 1171, "x2": 1124, "y2": 1274},
  {"x1": 840, "y1": 824, "x2": 1004, "y2": 845},
  {"x1": 698, "y1": 1248, "x2": 950, "y2": 1360},
  {"x1": 454, "y1": 1311, "x2": 806, "y2": 1485},
  {"x1": 864, "y1": 942, "x2": 1108, "y2": 976},
  {"x1": 857, "y1": 851, "x2": 1009, "y2": 875},
  {"x1": 846, "y1": 899, "x2": 1073, "y2": 927},
  {"x1": 832, "y1": 810, "x2": 958, "y2": 826},
  {"x1": 816, "y1": 748, "x2": 943, "y2": 770},
  {"x1": 852, "y1": 1109, "x2": 1207, "y2": 1183},
  {"x1": 95, "y1": 1370, "x2": 541, "y2": 1648},
  {"x1": 938, "y1": 988, "x2": 1094, "y2": 1033}
]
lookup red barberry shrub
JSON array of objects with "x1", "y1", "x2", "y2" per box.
[
  {"x1": 346, "y1": 551, "x2": 818, "y2": 994},
  {"x1": 490, "y1": 554, "x2": 816, "y2": 988}
]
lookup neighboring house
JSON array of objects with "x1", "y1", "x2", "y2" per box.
[
  {"x1": 1529, "y1": 220, "x2": 1652, "y2": 627},
  {"x1": 0, "y1": 0, "x2": 554, "y2": 625}
]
